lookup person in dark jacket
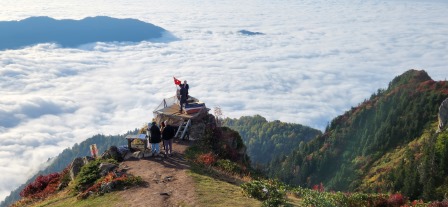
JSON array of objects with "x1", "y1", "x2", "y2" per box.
[
  {"x1": 160, "y1": 121, "x2": 166, "y2": 150},
  {"x1": 149, "y1": 121, "x2": 161, "y2": 156},
  {"x1": 181, "y1": 80, "x2": 189, "y2": 98},
  {"x1": 161, "y1": 121, "x2": 176, "y2": 156},
  {"x1": 179, "y1": 84, "x2": 188, "y2": 113}
]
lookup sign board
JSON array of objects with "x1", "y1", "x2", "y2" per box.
[
  {"x1": 125, "y1": 134, "x2": 147, "y2": 151},
  {"x1": 90, "y1": 144, "x2": 98, "y2": 158}
]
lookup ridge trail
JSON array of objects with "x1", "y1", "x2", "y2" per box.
[{"x1": 114, "y1": 141, "x2": 197, "y2": 207}]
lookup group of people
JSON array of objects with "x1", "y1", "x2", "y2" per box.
[
  {"x1": 145, "y1": 78, "x2": 190, "y2": 155},
  {"x1": 147, "y1": 120, "x2": 176, "y2": 156},
  {"x1": 179, "y1": 80, "x2": 189, "y2": 113}
]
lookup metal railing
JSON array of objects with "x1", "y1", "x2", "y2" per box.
[{"x1": 153, "y1": 95, "x2": 179, "y2": 113}]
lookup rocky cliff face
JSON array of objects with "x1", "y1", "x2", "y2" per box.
[{"x1": 438, "y1": 98, "x2": 448, "y2": 132}]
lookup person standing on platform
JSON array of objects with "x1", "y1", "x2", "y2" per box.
[
  {"x1": 179, "y1": 83, "x2": 188, "y2": 113},
  {"x1": 182, "y1": 80, "x2": 189, "y2": 98}
]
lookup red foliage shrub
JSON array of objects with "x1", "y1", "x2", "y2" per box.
[
  {"x1": 78, "y1": 171, "x2": 142, "y2": 200},
  {"x1": 411, "y1": 200, "x2": 424, "y2": 206},
  {"x1": 78, "y1": 172, "x2": 116, "y2": 199},
  {"x1": 312, "y1": 182, "x2": 324, "y2": 192},
  {"x1": 441, "y1": 88, "x2": 448, "y2": 95},
  {"x1": 387, "y1": 193, "x2": 405, "y2": 207},
  {"x1": 20, "y1": 172, "x2": 61, "y2": 199},
  {"x1": 91, "y1": 172, "x2": 115, "y2": 190},
  {"x1": 428, "y1": 200, "x2": 448, "y2": 207},
  {"x1": 197, "y1": 152, "x2": 216, "y2": 166}
]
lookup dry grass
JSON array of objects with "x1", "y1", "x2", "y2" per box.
[
  {"x1": 189, "y1": 171, "x2": 261, "y2": 207},
  {"x1": 29, "y1": 190, "x2": 122, "y2": 207}
]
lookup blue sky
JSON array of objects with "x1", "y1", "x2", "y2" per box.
[{"x1": 1, "y1": 0, "x2": 448, "y2": 202}]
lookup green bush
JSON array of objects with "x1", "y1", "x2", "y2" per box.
[
  {"x1": 102, "y1": 174, "x2": 145, "y2": 192},
  {"x1": 293, "y1": 186, "x2": 411, "y2": 207},
  {"x1": 75, "y1": 162, "x2": 100, "y2": 191},
  {"x1": 241, "y1": 179, "x2": 286, "y2": 207},
  {"x1": 185, "y1": 145, "x2": 206, "y2": 161},
  {"x1": 215, "y1": 159, "x2": 241, "y2": 174},
  {"x1": 74, "y1": 159, "x2": 118, "y2": 191}
]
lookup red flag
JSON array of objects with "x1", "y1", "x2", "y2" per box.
[{"x1": 173, "y1": 77, "x2": 181, "y2": 85}]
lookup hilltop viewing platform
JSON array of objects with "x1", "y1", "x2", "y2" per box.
[
  {"x1": 125, "y1": 79, "x2": 209, "y2": 152},
  {"x1": 152, "y1": 95, "x2": 208, "y2": 126}
]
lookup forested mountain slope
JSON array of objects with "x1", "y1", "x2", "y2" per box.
[
  {"x1": 223, "y1": 115, "x2": 321, "y2": 166},
  {"x1": 268, "y1": 69, "x2": 448, "y2": 201},
  {"x1": 0, "y1": 131, "x2": 134, "y2": 207}
]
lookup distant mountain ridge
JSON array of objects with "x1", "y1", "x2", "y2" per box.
[
  {"x1": 0, "y1": 16, "x2": 168, "y2": 50},
  {"x1": 268, "y1": 69, "x2": 448, "y2": 201},
  {"x1": 223, "y1": 115, "x2": 321, "y2": 166}
]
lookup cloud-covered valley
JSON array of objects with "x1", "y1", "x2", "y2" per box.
[{"x1": 1, "y1": 0, "x2": 448, "y2": 202}]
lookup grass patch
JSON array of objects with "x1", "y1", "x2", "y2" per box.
[
  {"x1": 285, "y1": 193, "x2": 301, "y2": 207},
  {"x1": 30, "y1": 190, "x2": 122, "y2": 207},
  {"x1": 184, "y1": 144, "x2": 205, "y2": 160},
  {"x1": 189, "y1": 170, "x2": 261, "y2": 207}
]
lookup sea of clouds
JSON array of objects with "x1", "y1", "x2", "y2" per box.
[{"x1": 1, "y1": 0, "x2": 448, "y2": 202}]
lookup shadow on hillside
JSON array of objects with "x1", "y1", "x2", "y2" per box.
[
  {"x1": 124, "y1": 140, "x2": 193, "y2": 170},
  {"x1": 190, "y1": 163, "x2": 245, "y2": 186},
  {"x1": 124, "y1": 154, "x2": 190, "y2": 170},
  {"x1": 173, "y1": 139, "x2": 246, "y2": 186},
  {"x1": 0, "y1": 16, "x2": 175, "y2": 50},
  {"x1": 150, "y1": 152, "x2": 191, "y2": 170},
  {"x1": 151, "y1": 140, "x2": 194, "y2": 169}
]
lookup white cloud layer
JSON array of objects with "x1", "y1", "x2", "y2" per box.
[{"x1": 1, "y1": 0, "x2": 448, "y2": 202}]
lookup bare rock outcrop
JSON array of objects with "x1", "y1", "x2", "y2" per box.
[
  {"x1": 70, "y1": 157, "x2": 85, "y2": 181},
  {"x1": 99, "y1": 162, "x2": 118, "y2": 176},
  {"x1": 101, "y1": 146, "x2": 123, "y2": 162}
]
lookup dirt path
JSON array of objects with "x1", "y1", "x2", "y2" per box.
[{"x1": 114, "y1": 141, "x2": 197, "y2": 207}]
